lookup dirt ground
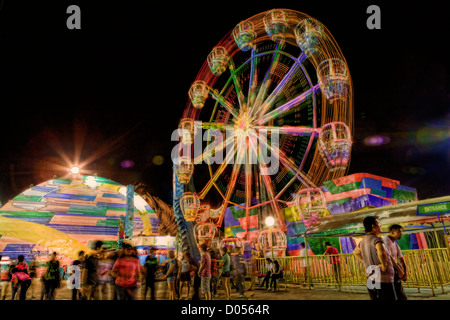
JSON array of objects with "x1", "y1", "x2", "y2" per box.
[{"x1": 10, "y1": 278, "x2": 450, "y2": 301}]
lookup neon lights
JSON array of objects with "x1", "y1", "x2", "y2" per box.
[
  {"x1": 189, "y1": 80, "x2": 209, "y2": 109},
  {"x1": 263, "y1": 9, "x2": 288, "y2": 42},
  {"x1": 294, "y1": 18, "x2": 324, "y2": 58},
  {"x1": 233, "y1": 21, "x2": 256, "y2": 51},
  {"x1": 207, "y1": 46, "x2": 229, "y2": 76},
  {"x1": 318, "y1": 122, "x2": 352, "y2": 171},
  {"x1": 174, "y1": 156, "x2": 194, "y2": 184},
  {"x1": 317, "y1": 58, "x2": 349, "y2": 102},
  {"x1": 295, "y1": 188, "x2": 327, "y2": 228},
  {"x1": 180, "y1": 192, "x2": 200, "y2": 221}
]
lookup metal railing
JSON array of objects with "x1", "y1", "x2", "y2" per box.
[{"x1": 243, "y1": 248, "x2": 450, "y2": 296}]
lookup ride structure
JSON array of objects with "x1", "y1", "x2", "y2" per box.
[{"x1": 173, "y1": 9, "x2": 353, "y2": 258}]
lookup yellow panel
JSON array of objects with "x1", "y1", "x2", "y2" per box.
[{"x1": 0, "y1": 216, "x2": 93, "y2": 260}]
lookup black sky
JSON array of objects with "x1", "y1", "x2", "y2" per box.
[{"x1": 0, "y1": 0, "x2": 449, "y2": 205}]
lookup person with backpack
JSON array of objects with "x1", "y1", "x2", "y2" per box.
[
  {"x1": 42, "y1": 252, "x2": 60, "y2": 300},
  {"x1": 11, "y1": 255, "x2": 32, "y2": 300}
]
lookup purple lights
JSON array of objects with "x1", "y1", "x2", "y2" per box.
[
  {"x1": 364, "y1": 135, "x2": 391, "y2": 146},
  {"x1": 120, "y1": 160, "x2": 134, "y2": 168}
]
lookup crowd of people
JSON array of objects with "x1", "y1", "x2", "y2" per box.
[
  {"x1": 0, "y1": 217, "x2": 409, "y2": 301},
  {"x1": 0, "y1": 240, "x2": 272, "y2": 300}
]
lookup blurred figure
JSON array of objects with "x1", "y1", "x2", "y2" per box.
[
  {"x1": 198, "y1": 243, "x2": 212, "y2": 300},
  {"x1": 0, "y1": 257, "x2": 12, "y2": 300},
  {"x1": 8, "y1": 258, "x2": 16, "y2": 299},
  {"x1": 81, "y1": 240, "x2": 104, "y2": 300},
  {"x1": 142, "y1": 247, "x2": 158, "y2": 300},
  {"x1": 41, "y1": 252, "x2": 60, "y2": 300},
  {"x1": 71, "y1": 251, "x2": 85, "y2": 300},
  {"x1": 98, "y1": 250, "x2": 114, "y2": 300},
  {"x1": 28, "y1": 257, "x2": 37, "y2": 299},
  {"x1": 220, "y1": 246, "x2": 231, "y2": 300},
  {"x1": 11, "y1": 255, "x2": 32, "y2": 300},
  {"x1": 299, "y1": 243, "x2": 312, "y2": 287},
  {"x1": 231, "y1": 251, "x2": 246, "y2": 299},
  {"x1": 209, "y1": 249, "x2": 218, "y2": 298},
  {"x1": 178, "y1": 251, "x2": 192, "y2": 300},
  {"x1": 111, "y1": 244, "x2": 141, "y2": 300},
  {"x1": 248, "y1": 249, "x2": 258, "y2": 296},
  {"x1": 184, "y1": 250, "x2": 200, "y2": 301},
  {"x1": 324, "y1": 241, "x2": 341, "y2": 287},
  {"x1": 163, "y1": 250, "x2": 179, "y2": 300}
]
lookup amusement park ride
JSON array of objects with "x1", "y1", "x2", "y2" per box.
[{"x1": 173, "y1": 9, "x2": 353, "y2": 259}]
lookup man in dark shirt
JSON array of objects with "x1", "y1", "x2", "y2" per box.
[
  {"x1": 143, "y1": 247, "x2": 158, "y2": 300},
  {"x1": 81, "y1": 241, "x2": 104, "y2": 300}
]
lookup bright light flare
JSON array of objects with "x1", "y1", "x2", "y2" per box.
[
  {"x1": 265, "y1": 216, "x2": 275, "y2": 227},
  {"x1": 70, "y1": 166, "x2": 81, "y2": 174}
]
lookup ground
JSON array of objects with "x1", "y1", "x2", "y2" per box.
[{"x1": 15, "y1": 279, "x2": 450, "y2": 301}]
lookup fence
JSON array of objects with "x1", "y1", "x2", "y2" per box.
[{"x1": 244, "y1": 248, "x2": 450, "y2": 296}]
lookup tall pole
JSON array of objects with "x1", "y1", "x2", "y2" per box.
[
  {"x1": 304, "y1": 233, "x2": 311, "y2": 290},
  {"x1": 270, "y1": 226, "x2": 274, "y2": 259}
]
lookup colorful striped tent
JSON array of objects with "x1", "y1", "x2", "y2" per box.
[{"x1": 0, "y1": 175, "x2": 161, "y2": 262}]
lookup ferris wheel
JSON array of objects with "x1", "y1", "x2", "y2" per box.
[{"x1": 174, "y1": 9, "x2": 353, "y2": 243}]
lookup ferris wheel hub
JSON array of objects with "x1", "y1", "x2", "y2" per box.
[{"x1": 233, "y1": 111, "x2": 253, "y2": 136}]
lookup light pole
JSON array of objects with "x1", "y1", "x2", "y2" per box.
[{"x1": 265, "y1": 216, "x2": 275, "y2": 259}]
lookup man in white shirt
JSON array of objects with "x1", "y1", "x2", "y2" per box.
[{"x1": 382, "y1": 224, "x2": 407, "y2": 300}]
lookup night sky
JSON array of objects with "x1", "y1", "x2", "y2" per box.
[{"x1": 0, "y1": 0, "x2": 448, "y2": 205}]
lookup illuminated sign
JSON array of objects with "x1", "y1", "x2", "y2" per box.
[{"x1": 417, "y1": 201, "x2": 450, "y2": 216}]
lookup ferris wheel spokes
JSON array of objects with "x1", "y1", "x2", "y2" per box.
[
  {"x1": 255, "y1": 83, "x2": 320, "y2": 126},
  {"x1": 215, "y1": 136, "x2": 247, "y2": 227},
  {"x1": 251, "y1": 130, "x2": 316, "y2": 189},
  {"x1": 197, "y1": 140, "x2": 238, "y2": 199},
  {"x1": 254, "y1": 126, "x2": 319, "y2": 137},
  {"x1": 252, "y1": 54, "x2": 304, "y2": 119},
  {"x1": 207, "y1": 86, "x2": 239, "y2": 118},
  {"x1": 228, "y1": 58, "x2": 247, "y2": 112},
  {"x1": 248, "y1": 41, "x2": 285, "y2": 116}
]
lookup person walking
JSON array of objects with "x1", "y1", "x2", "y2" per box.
[
  {"x1": 383, "y1": 224, "x2": 407, "y2": 300},
  {"x1": 0, "y1": 258, "x2": 12, "y2": 300},
  {"x1": 42, "y1": 252, "x2": 60, "y2": 300},
  {"x1": 220, "y1": 246, "x2": 231, "y2": 300},
  {"x1": 183, "y1": 251, "x2": 200, "y2": 301},
  {"x1": 231, "y1": 251, "x2": 246, "y2": 298},
  {"x1": 111, "y1": 244, "x2": 141, "y2": 300},
  {"x1": 98, "y1": 250, "x2": 115, "y2": 300},
  {"x1": 198, "y1": 243, "x2": 212, "y2": 300},
  {"x1": 178, "y1": 251, "x2": 192, "y2": 300},
  {"x1": 71, "y1": 250, "x2": 85, "y2": 300},
  {"x1": 353, "y1": 216, "x2": 396, "y2": 300},
  {"x1": 324, "y1": 242, "x2": 341, "y2": 287},
  {"x1": 209, "y1": 249, "x2": 218, "y2": 298},
  {"x1": 299, "y1": 243, "x2": 312, "y2": 286},
  {"x1": 28, "y1": 257, "x2": 37, "y2": 299},
  {"x1": 11, "y1": 255, "x2": 32, "y2": 300},
  {"x1": 164, "y1": 250, "x2": 179, "y2": 300},
  {"x1": 81, "y1": 240, "x2": 104, "y2": 300},
  {"x1": 142, "y1": 247, "x2": 158, "y2": 300},
  {"x1": 247, "y1": 250, "x2": 258, "y2": 296}
]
